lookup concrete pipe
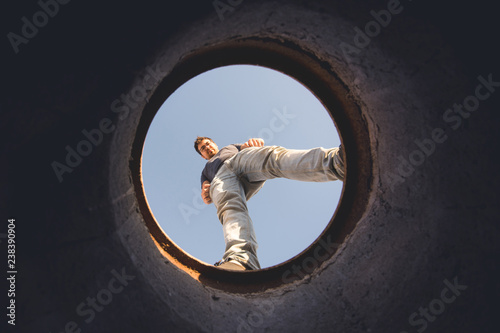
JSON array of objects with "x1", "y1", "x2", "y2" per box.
[{"x1": 4, "y1": 0, "x2": 499, "y2": 332}]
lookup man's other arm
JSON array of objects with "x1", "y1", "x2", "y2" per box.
[{"x1": 241, "y1": 138, "x2": 264, "y2": 149}]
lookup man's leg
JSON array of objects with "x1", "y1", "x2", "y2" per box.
[
  {"x1": 210, "y1": 164, "x2": 261, "y2": 270},
  {"x1": 229, "y1": 145, "x2": 345, "y2": 183}
]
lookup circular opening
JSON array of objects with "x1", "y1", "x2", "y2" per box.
[
  {"x1": 142, "y1": 64, "x2": 343, "y2": 269},
  {"x1": 130, "y1": 37, "x2": 371, "y2": 292}
]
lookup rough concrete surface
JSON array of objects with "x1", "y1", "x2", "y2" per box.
[{"x1": 3, "y1": 0, "x2": 499, "y2": 332}]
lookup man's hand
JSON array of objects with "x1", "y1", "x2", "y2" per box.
[
  {"x1": 201, "y1": 181, "x2": 212, "y2": 204},
  {"x1": 241, "y1": 138, "x2": 265, "y2": 149}
]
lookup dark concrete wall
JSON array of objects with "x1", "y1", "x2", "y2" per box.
[{"x1": 3, "y1": 0, "x2": 499, "y2": 332}]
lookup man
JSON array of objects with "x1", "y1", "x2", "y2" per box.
[{"x1": 194, "y1": 136, "x2": 345, "y2": 271}]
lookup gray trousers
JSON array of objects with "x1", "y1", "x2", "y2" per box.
[{"x1": 210, "y1": 145, "x2": 344, "y2": 270}]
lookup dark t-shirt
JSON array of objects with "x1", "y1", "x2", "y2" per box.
[{"x1": 200, "y1": 144, "x2": 242, "y2": 187}]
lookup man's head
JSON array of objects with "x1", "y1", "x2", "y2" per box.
[{"x1": 194, "y1": 136, "x2": 219, "y2": 160}]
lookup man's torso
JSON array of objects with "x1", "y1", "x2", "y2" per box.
[{"x1": 200, "y1": 144, "x2": 242, "y2": 185}]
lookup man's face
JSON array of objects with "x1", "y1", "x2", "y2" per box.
[{"x1": 198, "y1": 139, "x2": 219, "y2": 160}]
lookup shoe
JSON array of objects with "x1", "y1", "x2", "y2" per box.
[
  {"x1": 331, "y1": 145, "x2": 345, "y2": 181},
  {"x1": 216, "y1": 260, "x2": 247, "y2": 271},
  {"x1": 338, "y1": 144, "x2": 345, "y2": 163}
]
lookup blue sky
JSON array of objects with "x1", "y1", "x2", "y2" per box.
[{"x1": 142, "y1": 65, "x2": 343, "y2": 269}]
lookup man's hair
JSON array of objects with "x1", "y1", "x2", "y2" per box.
[{"x1": 194, "y1": 136, "x2": 213, "y2": 155}]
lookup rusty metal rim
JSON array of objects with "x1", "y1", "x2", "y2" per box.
[{"x1": 130, "y1": 36, "x2": 372, "y2": 293}]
